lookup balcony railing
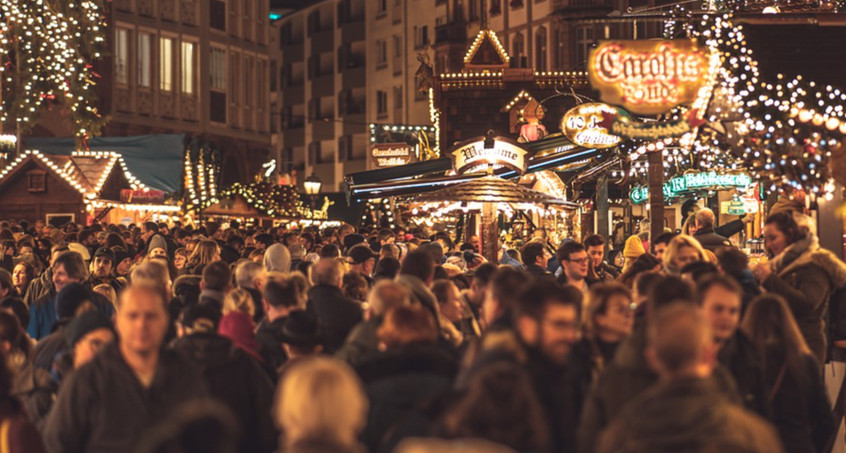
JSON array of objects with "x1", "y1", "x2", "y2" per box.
[{"x1": 435, "y1": 22, "x2": 467, "y2": 44}]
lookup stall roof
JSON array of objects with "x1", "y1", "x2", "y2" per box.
[{"x1": 24, "y1": 134, "x2": 184, "y2": 193}]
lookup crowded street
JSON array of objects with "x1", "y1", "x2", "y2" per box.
[{"x1": 2, "y1": 0, "x2": 846, "y2": 452}]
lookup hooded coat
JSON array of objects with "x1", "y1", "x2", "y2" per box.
[
  {"x1": 263, "y1": 244, "x2": 291, "y2": 274},
  {"x1": 171, "y1": 332, "x2": 277, "y2": 453},
  {"x1": 764, "y1": 235, "x2": 846, "y2": 363}
]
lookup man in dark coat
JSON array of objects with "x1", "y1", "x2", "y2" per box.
[
  {"x1": 171, "y1": 304, "x2": 276, "y2": 453},
  {"x1": 197, "y1": 261, "x2": 230, "y2": 311},
  {"x1": 520, "y1": 241, "x2": 551, "y2": 277},
  {"x1": 43, "y1": 285, "x2": 208, "y2": 453},
  {"x1": 698, "y1": 274, "x2": 771, "y2": 419},
  {"x1": 512, "y1": 280, "x2": 587, "y2": 453},
  {"x1": 87, "y1": 247, "x2": 126, "y2": 294},
  {"x1": 596, "y1": 303, "x2": 783, "y2": 453},
  {"x1": 255, "y1": 278, "x2": 302, "y2": 379},
  {"x1": 305, "y1": 258, "x2": 362, "y2": 353},
  {"x1": 692, "y1": 208, "x2": 732, "y2": 251}
]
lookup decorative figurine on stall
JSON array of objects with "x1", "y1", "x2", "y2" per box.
[
  {"x1": 415, "y1": 49, "x2": 434, "y2": 94},
  {"x1": 518, "y1": 98, "x2": 547, "y2": 143}
]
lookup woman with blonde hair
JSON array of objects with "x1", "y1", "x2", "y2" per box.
[
  {"x1": 662, "y1": 234, "x2": 709, "y2": 275},
  {"x1": 742, "y1": 294, "x2": 835, "y2": 453},
  {"x1": 223, "y1": 288, "x2": 254, "y2": 317},
  {"x1": 182, "y1": 240, "x2": 220, "y2": 275},
  {"x1": 275, "y1": 357, "x2": 368, "y2": 452}
]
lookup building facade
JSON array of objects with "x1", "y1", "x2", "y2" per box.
[
  {"x1": 34, "y1": 0, "x2": 272, "y2": 187},
  {"x1": 271, "y1": 0, "x2": 435, "y2": 192}
]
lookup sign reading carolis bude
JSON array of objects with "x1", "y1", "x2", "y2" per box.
[
  {"x1": 560, "y1": 103, "x2": 622, "y2": 149},
  {"x1": 450, "y1": 136, "x2": 528, "y2": 175},
  {"x1": 370, "y1": 143, "x2": 416, "y2": 168},
  {"x1": 588, "y1": 40, "x2": 710, "y2": 115}
]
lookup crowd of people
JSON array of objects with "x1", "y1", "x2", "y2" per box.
[{"x1": 0, "y1": 203, "x2": 842, "y2": 453}]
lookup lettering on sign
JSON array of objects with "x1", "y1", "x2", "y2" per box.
[
  {"x1": 560, "y1": 103, "x2": 622, "y2": 149},
  {"x1": 629, "y1": 171, "x2": 752, "y2": 204},
  {"x1": 599, "y1": 108, "x2": 706, "y2": 140},
  {"x1": 588, "y1": 40, "x2": 710, "y2": 115},
  {"x1": 120, "y1": 189, "x2": 166, "y2": 204},
  {"x1": 450, "y1": 136, "x2": 528, "y2": 175},
  {"x1": 370, "y1": 143, "x2": 416, "y2": 168}
]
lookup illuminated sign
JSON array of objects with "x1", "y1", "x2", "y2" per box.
[
  {"x1": 600, "y1": 108, "x2": 705, "y2": 140},
  {"x1": 451, "y1": 136, "x2": 528, "y2": 175},
  {"x1": 560, "y1": 103, "x2": 622, "y2": 149},
  {"x1": 630, "y1": 172, "x2": 752, "y2": 204},
  {"x1": 588, "y1": 40, "x2": 710, "y2": 115},
  {"x1": 120, "y1": 189, "x2": 166, "y2": 204},
  {"x1": 370, "y1": 143, "x2": 416, "y2": 168}
]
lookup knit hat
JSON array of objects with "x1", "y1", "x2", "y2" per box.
[
  {"x1": 218, "y1": 312, "x2": 264, "y2": 363},
  {"x1": 65, "y1": 310, "x2": 114, "y2": 347},
  {"x1": 279, "y1": 310, "x2": 321, "y2": 348},
  {"x1": 147, "y1": 234, "x2": 168, "y2": 255},
  {"x1": 56, "y1": 283, "x2": 93, "y2": 320},
  {"x1": 113, "y1": 248, "x2": 131, "y2": 267},
  {"x1": 623, "y1": 235, "x2": 646, "y2": 259},
  {"x1": 93, "y1": 247, "x2": 115, "y2": 264}
]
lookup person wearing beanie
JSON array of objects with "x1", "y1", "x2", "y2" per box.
[
  {"x1": 263, "y1": 244, "x2": 291, "y2": 274},
  {"x1": 65, "y1": 311, "x2": 115, "y2": 370},
  {"x1": 147, "y1": 234, "x2": 168, "y2": 259},
  {"x1": 88, "y1": 247, "x2": 126, "y2": 294},
  {"x1": 622, "y1": 235, "x2": 646, "y2": 274},
  {"x1": 113, "y1": 247, "x2": 133, "y2": 278}
]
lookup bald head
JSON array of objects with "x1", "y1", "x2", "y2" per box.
[
  {"x1": 310, "y1": 258, "x2": 344, "y2": 288},
  {"x1": 648, "y1": 302, "x2": 715, "y2": 378},
  {"x1": 368, "y1": 280, "x2": 411, "y2": 317}
]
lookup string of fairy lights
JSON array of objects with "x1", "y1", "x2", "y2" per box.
[
  {"x1": 0, "y1": 0, "x2": 107, "y2": 143},
  {"x1": 619, "y1": 9, "x2": 844, "y2": 201}
]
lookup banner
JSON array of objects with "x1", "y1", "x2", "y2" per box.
[
  {"x1": 450, "y1": 136, "x2": 528, "y2": 175},
  {"x1": 560, "y1": 103, "x2": 622, "y2": 149}
]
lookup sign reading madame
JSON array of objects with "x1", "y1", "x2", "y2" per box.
[
  {"x1": 451, "y1": 137, "x2": 528, "y2": 175},
  {"x1": 560, "y1": 103, "x2": 622, "y2": 149},
  {"x1": 588, "y1": 40, "x2": 709, "y2": 115}
]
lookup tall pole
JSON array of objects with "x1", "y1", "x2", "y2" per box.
[{"x1": 648, "y1": 149, "x2": 664, "y2": 243}]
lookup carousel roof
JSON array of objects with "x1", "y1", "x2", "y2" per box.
[{"x1": 411, "y1": 176, "x2": 579, "y2": 209}]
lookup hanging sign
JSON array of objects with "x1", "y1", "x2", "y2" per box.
[
  {"x1": 120, "y1": 189, "x2": 166, "y2": 204},
  {"x1": 560, "y1": 103, "x2": 622, "y2": 149},
  {"x1": 629, "y1": 171, "x2": 752, "y2": 204},
  {"x1": 370, "y1": 143, "x2": 416, "y2": 168},
  {"x1": 588, "y1": 40, "x2": 710, "y2": 115},
  {"x1": 599, "y1": 108, "x2": 706, "y2": 140},
  {"x1": 450, "y1": 136, "x2": 528, "y2": 175}
]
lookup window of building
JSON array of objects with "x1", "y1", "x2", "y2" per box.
[
  {"x1": 210, "y1": 0, "x2": 226, "y2": 30},
  {"x1": 393, "y1": 86, "x2": 402, "y2": 110},
  {"x1": 137, "y1": 31, "x2": 153, "y2": 88},
  {"x1": 270, "y1": 61, "x2": 277, "y2": 92},
  {"x1": 375, "y1": 40, "x2": 387, "y2": 68},
  {"x1": 27, "y1": 170, "x2": 46, "y2": 193},
  {"x1": 243, "y1": 0, "x2": 252, "y2": 18},
  {"x1": 469, "y1": 0, "x2": 479, "y2": 21},
  {"x1": 414, "y1": 25, "x2": 428, "y2": 49},
  {"x1": 115, "y1": 28, "x2": 130, "y2": 85},
  {"x1": 535, "y1": 27, "x2": 547, "y2": 72},
  {"x1": 512, "y1": 32, "x2": 524, "y2": 63},
  {"x1": 181, "y1": 41, "x2": 196, "y2": 94},
  {"x1": 490, "y1": 0, "x2": 502, "y2": 15},
  {"x1": 377, "y1": 0, "x2": 387, "y2": 15},
  {"x1": 160, "y1": 37, "x2": 174, "y2": 91},
  {"x1": 377, "y1": 90, "x2": 388, "y2": 117},
  {"x1": 210, "y1": 47, "x2": 227, "y2": 90},
  {"x1": 230, "y1": 52, "x2": 240, "y2": 104},
  {"x1": 554, "y1": 27, "x2": 565, "y2": 69},
  {"x1": 393, "y1": 35, "x2": 402, "y2": 58},
  {"x1": 575, "y1": 26, "x2": 594, "y2": 69},
  {"x1": 510, "y1": 0, "x2": 525, "y2": 8}
]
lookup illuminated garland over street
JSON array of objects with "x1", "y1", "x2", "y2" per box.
[
  {"x1": 218, "y1": 182, "x2": 314, "y2": 219},
  {"x1": 622, "y1": 10, "x2": 844, "y2": 200},
  {"x1": 0, "y1": 0, "x2": 108, "y2": 143}
]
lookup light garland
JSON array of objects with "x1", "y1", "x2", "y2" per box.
[
  {"x1": 463, "y1": 29, "x2": 510, "y2": 65},
  {"x1": 0, "y1": 0, "x2": 108, "y2": 142}
]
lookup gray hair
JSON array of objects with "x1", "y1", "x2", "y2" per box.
[{"x1": 235, "y1": 260, "x2": 265, "y2": 289}]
